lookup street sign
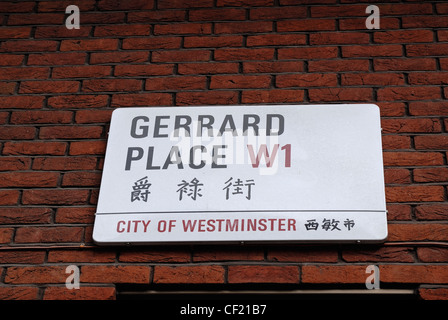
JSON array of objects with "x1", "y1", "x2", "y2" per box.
[{"x1": 93, "y1": 104, "x2": 387, "y2": 245}]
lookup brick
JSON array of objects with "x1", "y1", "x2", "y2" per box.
[
  {"x1": 0, "y1": 40, "x2": 58, "y2": 52},
  {"x1": 39, "y1": 126, "x2": 103, "y2": 139},
  {"x1": 19, "y1": 80, "x2": 79, "y2": 94},
  {"x1": 302, "y1": 266, "x2": 367, "y2": 284},
  {"x1": 154, "y1": 23, "x2": 212, "y2": 35},
  {"x1": 380, "y1": 265, "x2": 448, "y2": 284},
  {"x1": 0, "y1": 27, "x2": 31, "y2": 39},
  {"x1": 342, "y1": 45, "x2": 403, "y2": 57},
  {"x1": 48, "y1": 248, "x2": 113, "y2": 263},
  {"x1": 408, "y1": 72, "x2": 448, "y2": 85},
  {"x1": 34, "y1": 26, "x2": 91, "y2": 39},
  {"x1": 27, "y1": 52, "x2": 87, "y2": 66},
  {"x1": 414, "y1": 168, "x2": 448, "y2": 183},
  {"x1": 10, "y1": 111, "x2": 72, "y2": 124},
  {"x1": 194, "y1": 247, "x2": 264, "y2": 262},
  {"x1": 0, "y1": 82, "x2": 16, "y2": 94},
  {"x1": 145, "y1": 76, "x2": 206, "y2": 91},
  {"x1": 215, "y1": 21, "x2": 272, "y2": 34},
  {"x1": 210, "y1": 75, "x2": 271, "y2": 89},
  {"x1": 122, "y1": 37, "x2": 181, "y2": 50},
  {"x1": 247, "y1": 34, "x2": 306, "y2": 47},
  {"x1": 385, "y1": 186, "x2": 444, "y2": 202},
  {"x1": 0, "y1": 208, "x2": 51, "y2": 224},
  {"x1": 374, "y1": 30, "x2": 434, "y2": 44},
  {"x1": 94, "y1": 24, "x2": 151, "y2": 37},
  {"x1": 277, "y1": 19, "x2": 335, "y2": 32},
  {"x1": 217, "y1": 0, "x2": 273, "y2": 6},
  {"x1": 414, "y1": 136, "x2": 448, "y2": 150},
  {"x1": 308, "y1": 88, "x2": 372, "y2": 102},
  {"x1": 341, "y1": 73, "x2": 404, "y2": 86},
  {"x1": 0, "y1": 157, "x2": 31, "y2": 171},
  {"x1": 153, "y1": 265, "x2": 224, "y2": 284},
  {"x1": 120, "y1": 248, "x2": 191, "y2": 263},
  {"x1": 53, "y1": 67, "x2": 111, "y2": 80},
  {"x1": 278, "y1": 47, "x2": 338, "y2": 60},
  {"x1": 244, "y1": 61, "x2": 303, "y2": 74},
  {"x1": 190, "y1": 8, "x2": 246, "y2": 21},
  {"x1": 176, "y1": 91, "x2": 238, "y2": 105},
  {"x1": 75, "y1": 110, "x2": 113, "y2": 124},
  {"x1": 0, "y1": 127, "x2": 35, "y2": 140},
  {"x1": 127, "y1": 11, "x2": 185, "y2": 23},
  {"x1": 151, "y1": 50, "x2": 210, "y2": 62},
  {"x1": 81, "y1": 12, "x2": 125, "y2": 24},
  {"x1": 417, "y1": 248, "x2": 448, "y2": 263},
  {"x1": 90, "y1": 52, "x2": 148, "y2": 64},
  {"x1": 415, "y1": 204, "x2": 448, "y2": 220},
  {"x1": 0, "y1": 228, "x2": 14, "y2": 243},
  {"x1": 5, "y1": 266, "x2": 67, "y2": 284},
  {"x1": 43, "y1": 287, "x2": 115, "y2": 300},
  {"x1": 0, "y1": 287, "x2": 39, "y2": 300},
  {"x1": 159, "y1": 0, "x2": 213, "y2": 9},
  {"x1": 0, "y1": 2, "x2": 35, "y2": 13},
  {"x1": 342, "y1": 247, "x2": 414, "y2": 263},
  {"x1": 339, "y1": 17, "x2": 399, "y2": 30},
  {"x1": 69, "y1": 141, "x2": 107, "y2": 155},
  {"x1": 3, "y1": 142, "x2": 67, "y2": 156},
  {"x1": 62, "y1": 172, "x2": 102, "y2": 187},
  {"x1": 309, "y1": 59, "x2": 369, "y2": 72},
  {"x1": 111, "y1": 93, "x2": 172, "y2": 107},
  {"x1": 0, "y1": 172, "x2": 59, "y2": 188},
  {"x1": 184, "y1": 35, "x2": 243, "y2": 48},
  {"x1": 0, "y1": 96, "x2": 44, "y2": 109},
  {"x1": 384, "y1": 168, "x2": 411, "y2": 184},
  {"x1": 56, "y1": 207, "x2": 96, "y2": 224},
  {"x1": 98, "y1": 0, "x2": 154, "y2": 10},
  {"x1": 81, "y1": 265, "x2": 150, "y2": 283},
  {"x1": 374, "y1": 58, "x2": 436, "y2": 71},
  {"x1": 410, "y1": 102, "x2": 448, "y2": 116},
  {"x1": 15, "y1": 226, "x2": 84, "y2": 243},
  {"x1": 178, "y1": 62, "x2": 238, "y2": 75},
  {"x1": 383, "y1": 152, "x2": 444, "y2": 166},
  {"x1": 387, "y1": 204, "x2": 412, "y2": 221},
  {"x1": 407, "y1": 44, "x2": 448, "y2": 57},
  {"x1": 242, "y1": 89, "x2": 304, "y2": 103},
  {"x1": 419, "y1": 288, "x2": 448, "y2": 300},
  {"x1": 0, "y1": 190, "x2": 19, "y2": 205},
  {"x1": 82, "y1": 79, "x2": 142, "y2": 92},
  {"x1": 277, "y1": 74, "x2": 337, "y2": 88},
  {"x1": 33, "y1": 157, "x2": 97, "y2": 171},
  {"x1": 214, "y1": 48, "x2": 274, "y2": 61},
  {"x1": 0, "y1": 54, "x2": 24, "y2": 66},
  {"x1": 22, "y1": 189, "x2": 89, "y2": 205},
  {"x1": 7, "y1": 13, "x2": 64, "y2": 25},
  {"x1": 38, "y1": 0, "x2": 95, "y2": 12},
  {"x1": 380, "y1": 3, "x2": 432, "y2": 15},
  {"x1": 267, "y1": 247, "x2": 338, "y2": 262},
  {"x1": 250, "y1": 6, "x2": 306, "y2": 20},
  {"x1": 310, "y1": 32, "x2": 369, "y2": 45},
  {"x1": 114, "y1": 63, "x2": 174, "y2": 76},
  {"x1": 377, "y1": 87, "x2": 440, "y2": 101},
  {"x1": 60, "y1": 39, "x2": 118, "y2": 51},
  {"x1": 381, "y1": 118, "x2": 441, "y2": 134},
  {"x1": 228, "y1": 265, "x2": 299, "y2": 284},
  {"x1": 48, "y1": 95, "x2": 109, "y2": 109},
  {"x1": 0, "y1": 67, "x2": 49, "y2": 80}
]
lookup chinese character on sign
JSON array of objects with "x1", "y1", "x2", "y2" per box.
[
  {"x1": 131, "y1": 176, "x2": 151, "y2": 202},
  {"x1": 176, "y1": 177, "x2": 203, "y2": 201},
  {"x1": 344, "y1": 218, "x2": 355, "y2": 230},
  {"x1": 223, "y1": 177, "x2": 255, "y2": 200},
  {"x1": 304, "y1": 218, "x2": 356, "y2": 231},
  {"x1": 304, "y1": 219, "x2": 319, "y2": 231}
]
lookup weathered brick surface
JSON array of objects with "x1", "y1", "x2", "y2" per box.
[{"x1": 0, "y1": 0, "x2": 447, "y2": 301}]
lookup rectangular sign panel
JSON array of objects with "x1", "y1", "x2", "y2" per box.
[{"x1": 93, "y1": 104, "x2": 387, "y2": 245}]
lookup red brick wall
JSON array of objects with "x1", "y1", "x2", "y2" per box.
[{"x1": 1, "y1": 0, "x2": 448, "y2": 300}]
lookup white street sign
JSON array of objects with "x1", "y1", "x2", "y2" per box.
[{"x1": 93, "y1": 104, "x2": 387, "y2": 245}]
